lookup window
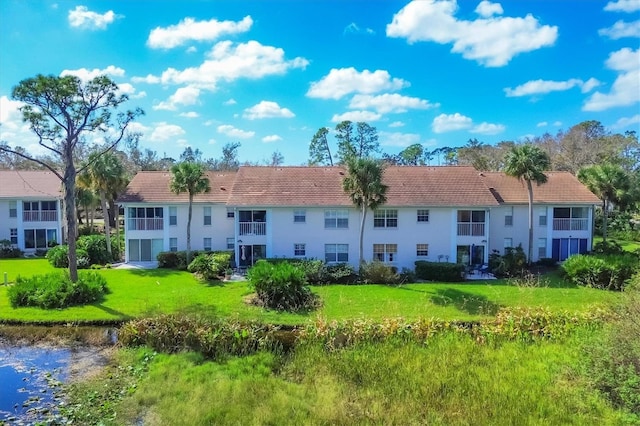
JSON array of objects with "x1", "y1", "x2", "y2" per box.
[
  {"x1": 227, "y1": 208, "x2": 235, "y2": 218},
  {"x1": 10, "y1": 228, "x2": 17, "y2": 245},
  {"x1": 505, "y1": 207, "x2": 513, "y2": 226},
  {"x1": 293, "y1": 209, "x2": 306, "y2": 223},
  {"x1": 203, "y1": 207, "x2": 212, "y2": 226},
  {"x1": 23, "y1": 228, "x2": 55, "y2": 249},
  {"x1": 294, "y1": 243, "x2": 306, "y2": 256},
  {"x1": 325, "y1": 244, "x2": 348, "y2": 263},
  {"x1": 457, "y1": 210, "x2": 486, "y2": 236},
  {"x1": 169, "y1": 238, "x2": 178, "y2": 252},
  {"x1": 539, "y1": 213, "x2": 547, "y2": 226},
  {"x1": 169, "y1": 207, "x2": 177, "y2": 226},
  {"x1": 128, "y1": 207, "x2": 163, "y2": 230},
  {"x1": 41, "y1": 201, "x2": 56, "y2": 211},
  {"x1": 373, "y1": 244, "x2": 397, "y2": 262},
  {"x1": 203, "y1": 238, "x2": 212, "y2": 251},
  {"x1": 416, "y1": 244, "x2": 429, "y2": 257},
  {"x1": 226, "y1": 237, "x2": 235, "y2": 250},
  {"x1": 538, "y1": 238, "x2": 547, "y2": 259},
  {"x1": 374, "y1": 209, "x2": 398, "y2": 228},
  {"x1": 325, "y1": 210, "x2": 349, "y2": 229},
  {"x1": 504, "y1": 238, "x2": 513, "y2": 253},
  {"x1": 417, "y1": 209, "x2": 429, "y2": 222},
  {"x1": 9, "y1": 201, "x2": 17, "y2": 218}
]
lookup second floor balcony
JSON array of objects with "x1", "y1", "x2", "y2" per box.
[
  {"x1": 553, "y1": 218, "x2": 589, "y2": 231},
  {"x1": 457, "y1": 223, "x2": 485, "y2": 236},
  {"x1": 128, "y1": 218, "x2": 164, "y2": 231},
  {"x1": 23, "y1": 210, "x2": 58, "y2": 222},
  {"x1": 239, "y1": 222, "x2": 266, "y2": 236}
]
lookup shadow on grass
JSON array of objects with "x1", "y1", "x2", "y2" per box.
[
  {"x1": 430, "y1": 288, "x2": 502, "y2": 315},
  {"x1": 92, "y1": 303, "x2": 132, "y2": 320},
  {"x1": 116, "y1": 268, "x2": 189, "y2": 278}
]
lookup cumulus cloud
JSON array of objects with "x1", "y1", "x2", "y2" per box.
[
  {"x1": 217, "y1": 124, "x2": 255, "y2": 139},
  {"x1": 331, "y1": 110, "x2": 382, "y2": 123},
  {"x1": 379, "y1": 131, "x2": 421, "y2": 147},
  {"x1": 153, "y1": 86, "x2": 201, "y2": 111},
  {"x1": 307, "y1": 68, "x2": 408, "y2": 100},
  {"x1": 137, "y1": 41, "x2": 308, "y2": 88},
  {"x1": 432, "y1": 113, "x2": 472, "y2": 133},
  {"x1": 604, "y1": 0, "x2": 640, "y2": 12},
  {"x1": 60, "y1": 65, "x2": 125, "y2": 81},
  {"x1": 470, "y1": 122, "x2": 506, "y2": 135},
  {"x1": 148, "y1": 122, "x2": 186, "y2": 142},
  {"x1": 147, "y1": 16, "x2": 253, "y2": 49},
  {"x1": 344, "y1": 22, "x2": 375, "y2": 35},
  {"x1": 386, "y1": 0, "x2": 558, "y2": 67},
  {"x1": 599, "y1": 19, "x2": 640, "y2": 39},
  {"x1": 224, "y1": 98, "x2": 237, "y2": 106},
  {"x1": 243, "y1": 101, "x2": 295, "y2": 119},
  {"x1": 389, "y1": 121, "x2": 405, "y2": 128},
  {"x1": 612, "y1": 114, "x2": 640, "y2": 128},
  {"x1": 349, "y1": 93, "x2": 439, "y2": 114},
  {"x1": 583, "y1": 47, "x2": 640, "y2": 111},
  {"x1": 68, "y1": 6, "x2": 119, "y2": 30},
  {"x1": 536, "y1": 121, "x2": 548, "y2": 127},
  {"x1": 179, "y1": 112, "x2": 199, "y2": 118},
  {"x1": 262, "y1": 135, "x2": 282, "y2": 143},
  {"x1": 504, "y1": 77, "x2": 601, "y2": 97}
]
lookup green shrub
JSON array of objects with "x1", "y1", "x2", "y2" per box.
[
  {"x1": 77, "y1": 234, "x2": 121, "y2": 264},
  {"x1": 359, "y1": 261, "x2": 400, "y2": 285},
  {"x1": 592, "y1": 240, "x2": 625, "y2": 255},
  {"x1": 264, "y1": 259, "x2": 358, "y2": 285},
  {"x1": 562, "y1": 254, "x2": 639, "y2": 291},
  {"x1": 325, "y1": 263, "x2": 357, "y2": 284},
  {"x1": 0, "y1": 239, "x2": 22, "y2": 258},
  {"x1": 157, "y1": 250, "x2": 203, "y2": 270},
  {"x1": 187, "y1": 252, "x2": 232, "y2": 280},
  {"x1": 46, "y1": 245, "x2": 90, "y2": 269},
  {"x1": 7, "y1": 270, "x2": 109, "y2": 309},
  {"x1": 488, "y1": 246, "x2": 527, "y2": 278},
  {"x1": 415, "y1": 261, "x2": 465, "y2": 282},
  {"x1": 247, "y1": 260, "x2": 319, "y2": 311},
  {"x1": 536, "y1": 257, "x2": 557, "y2": 267}
]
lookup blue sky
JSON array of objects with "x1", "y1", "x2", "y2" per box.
[{"x1": 1, "y1": 0, "x2": 639, "y2": 165}]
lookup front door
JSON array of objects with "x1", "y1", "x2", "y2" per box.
[{"x1": 238, "y1": 244, "x2": 266, "y2": 267}]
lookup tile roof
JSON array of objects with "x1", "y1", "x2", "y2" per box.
[
  {"x1": 480, "y1": 171, "x2": 600, "y2": 204},
  {"x1": 0, "y1": 170, "x2": 62, "y2": 198},
  {"x1": 117, "y1": 171, "x2": 236, "y2": 203}
]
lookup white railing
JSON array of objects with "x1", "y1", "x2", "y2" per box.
[
  {"x1": 457, "y1": 223, "x2": 485, "y2": 236},
  {"x1": 23, "y1": 211, "x2": 58, "y2": 222},
  {"x1": 239, "y1": 222, "x2": 266, "y2": 236},
  {"x1": 128, "y1": 218, "x2": 163, "y2": 231},
  {"x1": 553, "y1": 218, "x2": 588, "y2": 231}
]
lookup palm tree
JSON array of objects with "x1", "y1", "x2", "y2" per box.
[
  {"x1": 577, "y1": 164, "x2": 629, "y2": 242},
  {"x1": 504, "y1": 145, "x2": 551, "y2": 265},
  {"x1": 170, "y1": 161, "x2": 211, "y2": 264},
  {"x1": 342, "y1": 157, "x2": 388, "y2": 271}
]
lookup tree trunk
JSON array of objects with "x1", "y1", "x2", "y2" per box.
[
  {"x1": 187, "y1": 193, "x2": 193, "y2": 265},
  {"x1": 64, "y1": 158, "x2": 78, "y2": 282},
  {"x1": 602, "y1": 199, "x2": 608, "y2": 242},
  {"x1": 100, "y1": 190, "x2": 112, "y2": 256},
  {"x1": 359, "y1": 204, "x2": 367, "y2": 272},
  {"x1": 526, "y1": 179, "x2": 534, "y2": 266}
]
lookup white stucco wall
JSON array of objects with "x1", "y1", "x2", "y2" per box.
[{"x1": 0, "y1": 198, "x2": 62, "y2": 251}]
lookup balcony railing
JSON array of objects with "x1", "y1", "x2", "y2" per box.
[
  {"x1": 23, "y1": 211, "x2": 58, "y2": 222},
  {"x1": 128, "y1": 218, "x2": 164, "y2": 231},
  {"x1": 457, "y1": 223, "x2": 485, "y2": 236},
  {"x1": 239, "y1": 222, "x2": 266, "y2": 236},
  {"x1": 553, "y1": 218, "x2": 588, "y2": 231}
]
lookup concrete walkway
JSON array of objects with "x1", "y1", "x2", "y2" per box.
[{"x1": 113, "y1": 261, "x2": 158, "y2": 270}]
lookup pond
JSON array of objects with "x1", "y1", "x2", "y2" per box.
[{"x1": 0, "y1": 329, "x2": 115, "y2": 424}]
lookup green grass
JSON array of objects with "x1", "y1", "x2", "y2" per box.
[
  {"x1": 0, "y1": 258, "x2": 621, "y2": 325},
  {"x1": 90, "y1": 334, "x2": 624, "y2": 425},
  {"x1": 593, "y1": 236, "x2": 640, "y2": 252}
]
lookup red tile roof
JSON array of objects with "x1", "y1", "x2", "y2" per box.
[
  {"x1": 118, "y1": 171, "x2": 236, "y2": 203},
  {"x1": 480, "y1": 171, "x2": 599, "y2": 204},
  {"x1": 0, "y1": 171, "x2": 62, "y2": 198}
]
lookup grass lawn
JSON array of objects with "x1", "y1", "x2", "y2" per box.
[
  {"x1": 593, "y1": 236, "x2": 640, "y2": 252},
  {"x1": 0, "y1": 258, "x2": 621, "y2": 325}
]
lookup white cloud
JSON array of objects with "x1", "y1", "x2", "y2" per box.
[
  {"x1": 386, "y1": 0, "x2": 558, "y2": 67},
  {"x1": 583, "y1": 47, "x2": 640, "y2": 111},
  {"x1": 349, "y1": 93, "x2": 439, "y2": 114},
  {"x1": 131, "y1": 74, "x2": 161, "y2": 84},
  {"x1": 536, "y1": 121, "x2": 548, "y2": 127},
  {"x1": 344, "y1": 22, "x2": 375, "y2": 35},
  {"x1": 217, "y1": 124, "x2": 255, "y2": 139},
  {"x1": 224, "y1": 98, "x2": 237, "y2": 105},
  {"x1": 379, "y1": 131, "x2": 421, "y2": 147},
  {"x1": 504, "y1": 77, "x2": 600, "y2": 97},
  {"x1": 141, "y1": 41, "x2": 308, "y2": 87},
  {"x1": 243, "y1": 101, "x2": 295, "y2": 119},
  {"x1": 147, "y1": 16, "x2": 253, "y2": 49},
  {"x1": 68, "y1": 6, "x2": 119, "y2": 30},
  {"x1": 60, "y1": 65, "x2": 125, "y2": 81},
  {"x1": 470, "y1": 122, "x2": 506, "y2": 135},
  {"x1": 389, "y1": 121, "x2": 405, "y2": 128},
  {"x1": 148, "y1": 122, "x2": 185, "y2": 142},
  {"x1": 307, "y1": 68, "x2": 408, "y2": 100},
  {"x1": 0, "y1": 97, "x2": 33, "y2": 146},
  {"x1": 179, "y1": 112, "x2": 199, "y2": 118},
  {"x1": 612, "y1": 114, "x2": 640, "y2": 128},
  {"x1": 331, "y1": 110, "x2": 382, "y2": 123},
  {"x1": 153, "y1": 86, "x2": 201, "y2": 111},
  {"x1": 604, "y1": 0, "x2": 640, "y2": 12},
  {"x1": 262, "y1": 135, "x2": 282, "y2": 143},
  {"x1": 208, "y1": 138, "x2": 217, "y2": 145},
  {"x1": 599, "y1": 19, "x2": 640, "y2": 39},
  {"x1": 432, "y1": 113, "x2": 472, "y2": 133},
  {"x1": 553, "y1": 121, "x2": 563, "y2": 127},
  {"x1": 117, "y1": 83, "x2": 146, "y2": 99},
  {"x1": 475, "y1": 1, "x2": 503, "y2": 18}
]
